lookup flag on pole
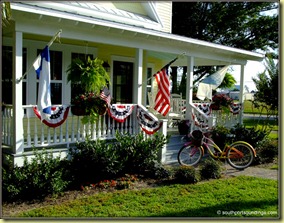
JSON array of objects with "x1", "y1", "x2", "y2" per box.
[
  {"x1": 196, "y1": 66, "x2": 229, "y2": 100},
  {"x1": 154, "y1": 66, "x2": 171, "y2": 116},
  {"x1": 33, "y1": 46, "x2": 52, "y2": 120},
  {"x1": 100, "y1": 86, "x2": 111, "y2": 107}
]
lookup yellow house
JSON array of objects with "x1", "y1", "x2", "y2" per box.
[{"x1": 1, "y1": 2, "x2": 264, "y2": 166}]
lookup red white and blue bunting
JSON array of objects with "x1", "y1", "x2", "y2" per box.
[
  {"x1": 33, "y1": 105, "x2": 70, "y2": 128},
  {"x1": 108, "y1": 104, "x2": 134, "y2": 123},
  {"x1": 136, "y1": 106, "x2": 162, "y2": 135},
  {"x1": 194, "y1": 103, "x2": 212, "y2": 116},
  {"x1": 230, "y1": 103, "x2": 242, "y2": 115}
]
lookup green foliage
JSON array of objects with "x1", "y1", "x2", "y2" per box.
[
  {"x1": 199, "y1": 158, "x2": 222, "y2": 180},
  {"x1": 173, "y1": 2, "x2": 278, "y2": 52},
  {"x1": 218, "y1": 73, "x2": 237, "y2": 89},
  {"x1": 173, "y1": 166, "x2": 200, "y2": 184},
  {"x1": 230, "y1": 124, "x2": 268, "y2": 148},
  {"x1": 172, "y1": 2, "x2": 278, "y2": 82},
  {"x1": 255, "y1": 138, "x2": 278, "y2": 164},
  {"x1": 68, "y1": 132, "x2": 168, "y2": 186},
  {"x1": 2, "y1": 149, "x2": 69, "y2": 202},
  {"x1": 68, "y1": 137, "x2": 123, "y2": 185},
  {"x1": 211, "y1": 125, "x2": 232, "y2": 149},
  {"x1": 252, "y1": 56, "x2": 278, "y2": 112},
  {"x1": 66, "y1": 57, "x2": 110, "y2": 94}
]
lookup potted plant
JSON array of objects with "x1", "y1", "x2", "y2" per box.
[
  {"x1": 210, "y1": 94, "x2": 233, "y2": 113},
  {"x1": 67, "y1": 57, "x2": 110, "y2": 124}
]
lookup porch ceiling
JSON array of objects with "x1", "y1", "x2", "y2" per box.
[{"x1": 9, "y1": 2, "x2": 265, "y2": 66}]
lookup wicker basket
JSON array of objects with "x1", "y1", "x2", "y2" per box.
[{"x1": 190, "y1": 130, "x2": 204, "y2": 146}]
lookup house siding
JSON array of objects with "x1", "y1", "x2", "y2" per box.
[{"x1": 156, "y1": 2, "x2": 172, "y2": 33}]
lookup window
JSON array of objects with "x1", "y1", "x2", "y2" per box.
[
  {"x1": 146, "y1": 67, "x2": 153, "y2": 106},
  {"x1": 2, "y1": 46, "x2": 27, "y2": 105},
  {"x1": 113, "y1": 61, "x2": 133, "y2": 103}
]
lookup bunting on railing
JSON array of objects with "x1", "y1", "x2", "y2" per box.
[
  {"x1": 136, "y1": 106, "x2": 162, "y2": 135},
  {"x1": 108, "y1": 104, "x2": 134, "y2": 123},
  {"x1": 230, "y1": 103, "x2": 242, "y2": 115},
  {"x1": 33, "y1": 105, "x2": 70, "y2": 128},
  {"x1": 194, "y1": 103, "x2": 212, "y2": 116}
]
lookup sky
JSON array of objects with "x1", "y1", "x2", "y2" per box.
[{"x1": 230, "y1": 60, "x2": 266, "y2": 92}]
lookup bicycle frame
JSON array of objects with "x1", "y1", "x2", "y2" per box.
[{"x1": 184, "y1": 135, "x2": 256, "y2": 160}]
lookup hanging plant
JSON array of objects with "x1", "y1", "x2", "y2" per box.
[
  {"x1": 210, "y1": 94, "x2": 233, "y2": 113},
  {"x1": 67, "y1": 57, "x2": 110, "y2": 124}
]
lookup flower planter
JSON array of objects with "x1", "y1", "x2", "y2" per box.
[{"x1": 71, "y1": 106, "x2": 90, "y2": 116}]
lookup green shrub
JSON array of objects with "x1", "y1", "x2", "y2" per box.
[
  {"x1": 144, "y1": 162, "x2": 172, "y2": 179},
  {"x1": 68, "y1": 132, "x2": 168, "y2": 185},
  {"x1": 230, "y1": 124, "x2": 268, "y2": 147},
  {"x1": 114, "y1": 131, "x2": 168, "y2": 174},
  {"x1": 211, "y1": 125, "x2": 233, "y2": 149},
  {"x1": 255, "y1": 138, "x2": 278, "y2": 164},
  {"x1": 199, "y1": 158, "x2": 222, "y2": 180},
  {"x1": 174, "y1": 166, "x2": 200, "y2": 184},
  {"x1": 68, "y1": 137, "x2": 123, "y2": 185},
  {"x1": 2, "y1": 149, "x2": 69, "y2": 202}
]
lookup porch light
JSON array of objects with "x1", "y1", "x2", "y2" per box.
[{"x1": 103, "y1": 61, "x2": 110, "y2": 72}]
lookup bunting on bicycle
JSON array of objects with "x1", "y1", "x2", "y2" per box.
[
  {"x1": 136, "y1": 106, "x2": 162, "y2": 135},
  {"x1": 230, "y1": 103, "x2": 242, "y2": 115},
  {"x1": 108, "y1": 104, "x2": 134, "y2": 123},
  {"x1": 194, "y1": 103, "x2": 212, "y2": 116},
  {"x1": 33, "y1": 105, "x2": 70, "y2": 128}
]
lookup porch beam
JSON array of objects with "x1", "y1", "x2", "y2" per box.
[
  {"x1": 239, "y1": 64, "x2": 245, "y2": 124},
  {"x1": 12, "y1": 30, "x2": 24, "y2": 154},
  {"x1": 185, "y1": 56, "x2": 194, "y2": 120},
  {"x1": 135, "y1": 48, "x2": 143, "y2": 104}
]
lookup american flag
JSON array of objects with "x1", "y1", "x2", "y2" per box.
[
  {"x1": 100, "y1": 86, "x2": 111, "y2": 107},
  {"x1": 154, "y1": 67, "x2": 171, "y2": 116}
]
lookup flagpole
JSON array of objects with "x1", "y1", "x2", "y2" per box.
[{"x1": 16, "y1": 29, "x2": 62, "y2": 83}]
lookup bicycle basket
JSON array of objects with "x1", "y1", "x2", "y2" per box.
[{"x1": 190, "y1": 130, "x2": 204, "y2": 146}]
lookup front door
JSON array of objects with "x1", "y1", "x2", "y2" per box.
[{"x1": 113, "y1": 61, "x2": 133, "y2": 103}]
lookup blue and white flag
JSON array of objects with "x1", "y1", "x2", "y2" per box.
[
  {"x1": 197, "y1": 66, "x2": 229, "y2": 100},
  {"x1": 33, "y1": 46, "x2": 52, "y2": 120}
]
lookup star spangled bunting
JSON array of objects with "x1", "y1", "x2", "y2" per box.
[
  {"x1": 154, "y1": 67, "x2": 171, "y2": 116},
  {"x1": 100, "y1": 86, "x2": 111, "y2": 106}
]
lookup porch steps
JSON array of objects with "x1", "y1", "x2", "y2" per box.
[{"x1": 165, "y1": 134, "x2": 185, "y2": 166}]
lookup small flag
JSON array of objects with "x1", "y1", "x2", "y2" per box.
[
  {"x1": 154, "y1": 67, "x2": 171, "y2": 116},
  {"x1": 33, "y1": 46, "x2": 52, "y2": 120},
  {"x1": 197, "y1": 66, "x2": 229, "y2": 100},
  {"x1": 100, "y1": 86, "x2": 111, "y2": 106}
]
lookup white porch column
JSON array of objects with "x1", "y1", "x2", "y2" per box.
[
  {"x1": 135, "y1": 48, "x2": 143, "y2": 104},
  {"x1": 13, "y1": 31, "x2": 24, "y2": 154},
  {"x1": 239, "y1": 64, "x2": 246, "y2": 124},
  {"x1": 185, "y1": 56, "x2": 194, "y2": 119}
]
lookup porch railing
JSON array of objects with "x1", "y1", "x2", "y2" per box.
[
  {"x1": 2, "y1": 104, "x2": 163, "y2": 151},
  {"x1": 189, "y1": 102, "x2": 242, "y2": 130}
]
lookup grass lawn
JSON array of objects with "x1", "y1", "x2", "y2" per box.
[
  {"x1": 17, "y1": 176, "x2": 278, "y2": 218},
  {"x1": 243, "y1": 100, "x2": 278, "y2": 116}
]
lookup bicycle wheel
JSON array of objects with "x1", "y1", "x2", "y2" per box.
[
  {"x1": 177, "y1": 144, "x2": 203, "y2": 166},
  {"x1": 227, "y1": 142, "x2": 255, "y2": 170}
]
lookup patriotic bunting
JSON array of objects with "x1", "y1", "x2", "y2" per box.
[
  {"x1": 194, "y1": 103, "x2": 212, "y2": 116},
  {"x1": 33, "y1": 105, "x2": 70, "y2": 128},
  {"x1": 136, "y1": 106, "x2": 162, "y2": 135},
  {"x1": 108, "y1": 104, "x2": 134, "y2": 123},
  {"x1": 230, "y1": 103, "x2": 242, "y2": 115}
]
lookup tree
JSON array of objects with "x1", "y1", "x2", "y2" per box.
[
  {"x1": 172, "y1": 2, "x2": 279, "y2": 87},
  {"x1": 172, "y1": 2, "x2": 278, "y2": 53},
  {"x1": 252, "y1": 56, "x2": 278, "y2": 112}
]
